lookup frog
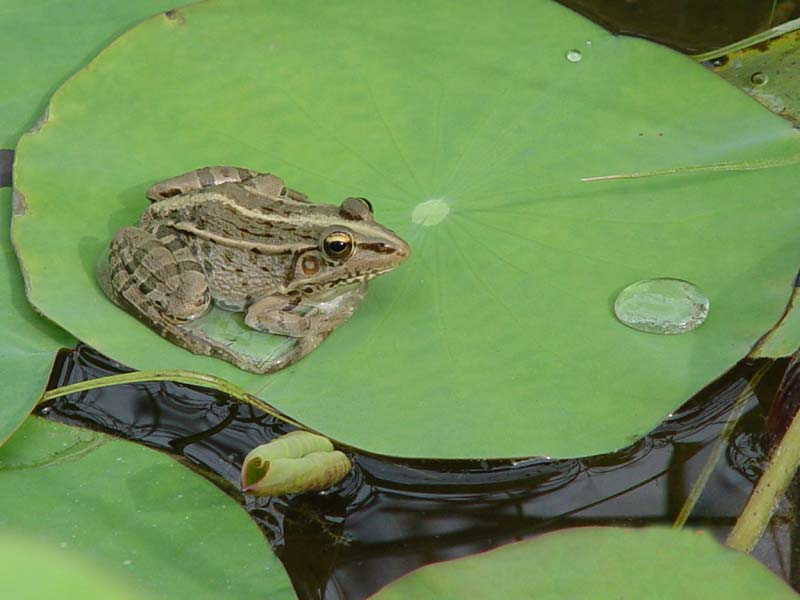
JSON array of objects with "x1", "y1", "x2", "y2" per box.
[{"x1": 98, "y1": 166, "x2": 410, "y2": 373}]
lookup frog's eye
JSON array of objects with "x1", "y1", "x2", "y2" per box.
[
  {"x1": 339, "y1": 197, "x2": 373, "y2": 221},
  {"x1": 321, "y1": 230, "x2": 355, "y2": 260},
  {"x1": 356, "y1": 197, "x2": 373, "y2": 213}
]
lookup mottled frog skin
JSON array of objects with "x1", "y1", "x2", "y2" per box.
[{"x1": 99, "y1": 166, "x2": 410, "y2": 373}]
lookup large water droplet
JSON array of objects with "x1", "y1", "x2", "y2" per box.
[
  {"x1": 614, "y1": 278, "x2": 709, "y2": 335},
  {"x1": 565, "y1": 49, "x2": 582, "y2": 62}
]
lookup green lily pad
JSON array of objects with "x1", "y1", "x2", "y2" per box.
[
  {"x1": 0, "y1": 0, "x2": 182, "y2": 147},
  {"x1": 1, "y1": 1, "x2": 194, "y2": 441},
  {"x1": 12, "y1": 0, "x2": 800, "y2": 458},
  {"x1": 0, "y1": 533, "x2": 145, "y2": 600},
  {"x1": 371, "y1": 527, "x2": 796, "y2": 599},
  {"x1": 0, "y1": 189, "x2": 73, "y2": 444},
  {"x1": 0, "y1": 417, "x2": 295, "y2": 599}
]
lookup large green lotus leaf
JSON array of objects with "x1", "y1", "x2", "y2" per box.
[
  {"x1": 372, "y1": 527, "x2": 796, "y2": 599},
  {"x1": 0, "y1": 533, "x2": 144, "y2": 600},
  {"x1": 13, "y1": 0, "x2": 800, "y2": 458},
  {"x1": 0, "y1": 417, "x2": 295, "y2": 599},
  {"x1": 0, "y1": 0, "x2": 183, "y2": 147},
  {"x1": 0, "y1": 189, "x2": 73, "y2": 443},
  {"x1": 1, "y1": 1, "x2": 193, "y2": 441}
]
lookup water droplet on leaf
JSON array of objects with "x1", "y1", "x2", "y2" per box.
[
  {"x1": 614, "y1": 278, "x2": 709, "y2": 335},
  {"x1": 565, "y1": 49, "x2": 582, "y2": 62},
  {"x1": 750, "y1": 72, "x2": 768, "y2": 86}
]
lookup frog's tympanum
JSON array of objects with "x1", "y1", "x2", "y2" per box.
[{"x1": 99, "y1": 166, "x2": 410, "y2": 373}]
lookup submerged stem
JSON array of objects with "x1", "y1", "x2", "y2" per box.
[
  {"x1": 39, "y1": 370, "x2": 302, "y2": 428},
  {"x1": 673, "y1": 364, "x2": 769, "y2": 530},
  {"x1": 727, "y1": 383, "x2": 800, "y2": 552}
]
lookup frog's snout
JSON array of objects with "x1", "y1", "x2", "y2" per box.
[
  {"x1": 384, "y1": 232, "x2": 411, "y2": 266},
  {"x1": 394, "y1": 236, "x2": 411, "y2": 260}
]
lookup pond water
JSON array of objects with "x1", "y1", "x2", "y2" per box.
[
  {"x1": 557, "y1": 0, "x2": 800, "y2": 53},
  {"x1": 40, "y1": 345, "x2": 800, "y2": 598}
]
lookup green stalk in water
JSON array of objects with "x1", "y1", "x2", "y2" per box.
[
  {"x1": 727, "y1": 379, "x2": 800, "y2": 552},
  {"x1": 39, "y1": 369, "x2": 303, "y2": 428},
  {"x1": 672, "y1": 364, "x2": 769, "y2": 530}
]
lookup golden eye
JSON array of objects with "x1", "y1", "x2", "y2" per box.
[
  {"x1": 356, "y1": 197, "x2": 373, "y2": 213},
  {"x1": 322, "y1": 231, "x2": 354, "y2": 259}
]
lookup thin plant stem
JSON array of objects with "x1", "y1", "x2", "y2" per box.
[
  {"x1": 581, "y1": 155, "x2": 800, "y2": 183},
  {"x1": 768, "y1": 0, "x2": 778, "y2": 29},
  {"x1": 691, "y1": 16, "x2": 800, "y2": 62},
  {"x1": 727, "y1": 384, "x2": 800, "y2": 552},
  {"x1": 673, "y1": 364, "x2": 769, "y2": 529},
  {"x1": 39, "y1": 370, "x2": 303, "y2": 428}
]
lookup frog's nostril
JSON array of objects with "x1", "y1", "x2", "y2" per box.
[{"x1": 395, "y1": 239, "x2": 411, "y2": 259}]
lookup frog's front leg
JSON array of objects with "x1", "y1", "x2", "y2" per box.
[
  {"x1": 244, "y1": 284, "x2": 367, "y2": 336},
  {"x1": 243, "y1": 285, "x2": 367, "y2": 371}
]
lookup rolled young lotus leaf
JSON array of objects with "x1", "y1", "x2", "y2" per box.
[{"x1": 241, "y1": 431, "x2": 351, "y2": 496}]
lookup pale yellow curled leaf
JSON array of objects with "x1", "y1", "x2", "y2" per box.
[
  {"x1": 241, "y1": 431, "x2": 351, "y2": 496},
  {"x1": 245, "y1": 430, "x2": 333, "y2": 461}
]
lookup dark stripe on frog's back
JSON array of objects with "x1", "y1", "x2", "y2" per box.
[{"x1": 193, "y1": 189, "x2": 325, "y2": 245}]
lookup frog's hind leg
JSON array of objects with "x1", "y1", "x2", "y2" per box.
[
  {"x1": 147, "y1": 166, "x2": 308, "y2": 203},
  {"x1": 107, "y1": 226, "x2": 211, "y2": 329},
  {"x1": 147, "y1": 166, "x2": 260, "y2": 201}
]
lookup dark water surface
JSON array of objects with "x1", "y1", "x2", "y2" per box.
[
  {"x1": 39, "y1": 345, "x2": 800, "y2": 599},
  {"x1": 557, "y1": 0, "x2": 800, "y2": 54}
]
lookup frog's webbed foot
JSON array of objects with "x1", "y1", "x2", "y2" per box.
[
  {"x1": 156, "y1": 324, "x2": 325, "y2": 374},
  {"x1": 147, "y1": 166, "x2": 308, "y2": 202},
  {"x1": 153, "y1": 325, "x2": 323, "y2": 375},
  {"x1": 253, "y1": 334, "x2": 327, "y2": 374}
]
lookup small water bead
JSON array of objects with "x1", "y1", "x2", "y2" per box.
[
  {"x1": 565, "y1": 49, "x2": 582, "y2": 62},
  {"x1": 614, "y1": 278, "x2": 709, "y2": 335},
  {"x1": 750, "y1": 72, "x2": 768, "y2": 86}
]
